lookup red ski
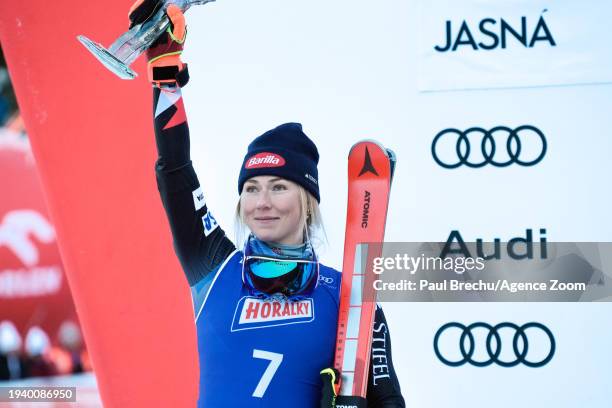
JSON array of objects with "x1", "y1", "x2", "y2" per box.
[{"x1": 334, "y1": 140, "x2": 395, "y2": 398}]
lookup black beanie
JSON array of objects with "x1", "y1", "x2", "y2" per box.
[{"x1": 238, "y1": 123, "x2": 320, "y2": 202}]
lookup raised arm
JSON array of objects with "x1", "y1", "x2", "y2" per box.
[
  {"x1": 129, "y1": 0, "x2": 236, "y2": 287},
  {"x1": 153, "y1": 84, "x2": 236, "y2": 287}
]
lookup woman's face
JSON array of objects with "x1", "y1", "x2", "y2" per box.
[{"x1": 240, "y1": 176, "x2": 304, "y2": 245}]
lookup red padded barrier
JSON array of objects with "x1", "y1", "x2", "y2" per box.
[
  {"x1": 0, "y1": 137, "x2": 80, "y2": 353},
  {"x1": 0, "y1": 2, "x2": 198, "y2": 406}
]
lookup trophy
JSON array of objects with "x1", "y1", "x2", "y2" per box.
[{"x1": 77, "y1": 0, "x2": 215, "y2": 79}]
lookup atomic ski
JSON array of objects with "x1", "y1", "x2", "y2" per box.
[{"x1": 334, "y1": 140, "x2": 396, "y2": 399}]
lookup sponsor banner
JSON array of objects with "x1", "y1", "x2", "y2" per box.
[
  {"x1": 0, "y1": 136, "x2": 79, "y2": 344},
  {"x1": 434, "y1": 321, "x2": 555, "y2": 368},
  {"x1": 231, "y1": 296, "x2": 314, "y2": 331},
  {"x1": 431, "y1": 125, "x2": 547, "y2": 169},
  {"x1": 417, "y1": 0, "x2": 612, "y2": 91},
  {"x1": 362, "y1": 240, "x2": 612, "y2": 301}
]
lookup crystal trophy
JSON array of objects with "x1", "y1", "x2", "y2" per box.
[{"x1": 77, "y1": 0, "x2": 215, "y2": 79}]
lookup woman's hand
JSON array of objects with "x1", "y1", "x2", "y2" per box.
[
  {"x1": 128, "y1": 0, "x2": 187, "y2": 85},
  {"x1": 320, "y1": 368, "x2": 367, "y2": 408}
]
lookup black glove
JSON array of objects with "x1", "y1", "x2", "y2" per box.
[
  {"x1": 320, "y1": 368, "x2": 367, "y2": 408},
  {"x1": 128, "y1": 0, "x2": 164, "y2": 28}
]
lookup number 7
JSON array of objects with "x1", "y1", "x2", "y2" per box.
[{"x1": 252, "y1": 349, "x2": 283, "y2": 398}]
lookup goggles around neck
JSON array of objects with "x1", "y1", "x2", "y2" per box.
[{"x1": 241, "y1": 241, "x2": 319, "y2": 298}]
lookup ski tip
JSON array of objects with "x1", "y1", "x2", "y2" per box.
[
  {"x1": 347, "y1": 140, "x2": 397, "y2": 182},
  {"x1": 347, "y1": 139, "x2": 388, "y2": 157}
]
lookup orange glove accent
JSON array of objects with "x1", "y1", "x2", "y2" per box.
[
  {"x1": 146, "y1": 4, "x2": 187, "y2": 85},
  {"x1": 165, "y1": 5, "x2": 186, "y2": 44}
]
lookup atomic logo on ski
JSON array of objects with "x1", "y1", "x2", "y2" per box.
[
  {"x1": 361, "y1": 191, "x2": 371, "y2": 228},
  {"x1": 358, "y1": 147, "x2": 379, "y2": 177}
]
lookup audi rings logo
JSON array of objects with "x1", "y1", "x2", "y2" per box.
[
  {"x1": 431, "y1": 125, "x2": 547, "y2": 168},
  {"x1": 434, "y1": 322, "x2": 555, "y2": 367}
]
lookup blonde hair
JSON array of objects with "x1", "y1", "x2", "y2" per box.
[{"x1": 234, "y1": 184, "x2": 326, "y2": 249}]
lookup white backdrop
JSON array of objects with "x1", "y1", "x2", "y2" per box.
[{"x1": 180, "y1": 0, "x2": 612, "y2": 406}]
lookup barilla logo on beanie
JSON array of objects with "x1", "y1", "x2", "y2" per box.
[{"x1": 245, "y1": 152, "x2": 286, "y2": 169}]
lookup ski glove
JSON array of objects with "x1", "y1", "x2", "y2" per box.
[
  {"x1": 320, "y1": 368, "x2": 367, "y2": 408},
  {"x1": 128, "y1": 0, "x2": 188, "y2": 86}
]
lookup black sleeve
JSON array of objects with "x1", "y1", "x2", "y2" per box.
[
  {"x1": 152, "y1": 80, "x2": 236, "y2": 286},
  {"x1": 366, "y1": 305, "x2": 406, "y2": 408}
]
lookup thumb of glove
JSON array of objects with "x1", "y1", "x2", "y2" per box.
[{"x1": 165, "y1": 4, "x2": 186, "y2": 43}]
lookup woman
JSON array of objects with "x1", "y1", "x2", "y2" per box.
[{"x1": 128, "y1": 1, "x2": 406, "y2": 406}]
